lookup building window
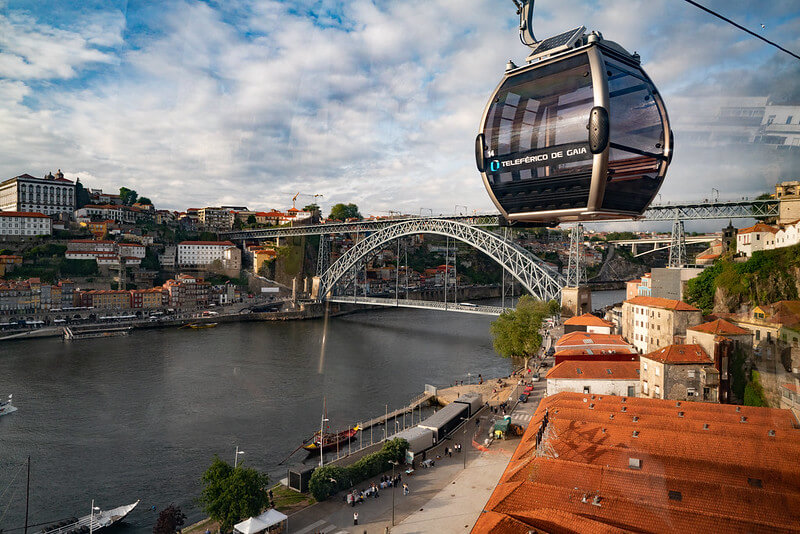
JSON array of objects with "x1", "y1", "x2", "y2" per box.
[
  {"x1": 654, "y1": 385, "x2": 660, "y2": 397},
  {"x1": 655, "y1": 367, "x2": 660, "y2": 376},
  {"x1": 687, "y1": 388, "x2": 696, "y2": 397},
  {"x1": 688, "y1": 369, "x2": 696, "y2": 379},
  {"x1": 643, "y1": 362, "x2": 648, "y2": 371},
  {"x1": 787, "y1": 116, "x2": 794, "y2": 125}
]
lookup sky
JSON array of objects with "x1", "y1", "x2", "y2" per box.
[{"x1": 1, "y1": 0, "x2": 799, "y2": 221}]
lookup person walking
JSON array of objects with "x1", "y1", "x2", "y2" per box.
[
  {"x1": 354, "y1": 511, "x2": 359, "y2": 525},
  {"x1": 403, "y1": 483, "x2": 409, "y2": 496}
]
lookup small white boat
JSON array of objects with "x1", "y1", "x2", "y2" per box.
[
  {"x1": 0, "y1": 394, "x2": 16, "y2": 417},
  {"x1": 40, "y1": 501, "x2": 139, "y2": 534}
]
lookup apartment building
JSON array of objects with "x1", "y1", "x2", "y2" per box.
[
  {"x1": 163, "y1": 274, "x2": 210, "y2": 309},
  {"x1": 198, "y1": 207, "x2": 234, "y2": 230},
  {"x1": 545, "y1": 360, "x2": 640, "y2": 397},
  {"x1": 563, "y1": 313, "x2": 615, "y2": 335},
  {"x1": 0, "y1": 211, "x2": 52, "y2": 237},
  {"x1": 640, "y1": 344, "x2": 719, "y2": 402},
  {"x1": 621, "y1": 296, "x2": 703, "y2": 353}
]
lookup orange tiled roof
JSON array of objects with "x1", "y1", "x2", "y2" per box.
[
  {"x1": 688, "y1": 318, "x2": 750, "y2": 336},
  {"x1": 738, "y1": 223, "x2": 778, "y2": 235},
  {"x1": 178, "y1": 241, "x2": 235, "y2": 246},
  {"x1": 0, "y1": 211, "x2": 50, "y2": 218},
  {"x1": 554, "y1": 347, "x2": 636, "y2": 357},
  {"x1": 556, "y1": 332, "x2": 631, "y2": 349},
  {"x1": 564, "y1": 313, "x2": 614, "y2": 328},
  {"x1": 625, "y1": 296, "x2": 700, "y2": 311},
  {"x1": 643, "y1": 344, "x2": 712, "y2": 364},
  {"x1": 546, "y1": 360, "x2": 640, "y2": 380},
  {"x1": 473, "y1": 392, "x2": 800, "y2": 534}
]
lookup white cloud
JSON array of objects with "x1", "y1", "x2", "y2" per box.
[{"x1": 0, "y1": 0, "x2": 797, "y2": 218}]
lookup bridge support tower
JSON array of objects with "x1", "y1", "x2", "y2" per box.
[
  {"x1": 561, "y1": 224, "x2": 591, "y2": 317},
  {"x1": 668, "y1": 218, "x2": 687, "y2": 267}
]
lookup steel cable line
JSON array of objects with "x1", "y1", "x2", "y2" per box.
[{"x1": 683, "y1": 0, "x2": 800, "y2": 61}]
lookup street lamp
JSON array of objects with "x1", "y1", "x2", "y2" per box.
[
  {"x1": 89, "y1": 500, "x2": 100, "y2": 534},
  {"x1": 388, "y1": 460, "x2": 399, "y2": 526},
  {"x1": 234, "y1": 446, "x2": 245, "y2": 468}
]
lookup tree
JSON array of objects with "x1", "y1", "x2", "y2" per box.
[
  {"x1": 328, "y1": 203, "x2": 361, "y2": 221},
  {"x1": 138, "y1": 196, "x2": 153, "y2": 205},
  {"x1": 303, "y1": 203, "x2": 320, "y2": 213},
  {"x1": 153, "y1": 504, "x2": 186, "y2": 534},
  {"x1": 490, "y1": 295, "x2": 555, "y2": 367},
  {"x1": 199, "y1": 455, "x2": 270, "y2": 533},
  {"x1": 119, "y1": 187, "x2": 138, "y2": 206},
  {"x1": 75, "y1": 178, "x2": 91, "y2": 208},
  {"x1": 247, "y1": 215, "x2": 257, "y2": 225}
]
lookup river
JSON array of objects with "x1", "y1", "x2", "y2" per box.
[{"x1": 0, "y1": 290, "x2": 624, "y2": 532}]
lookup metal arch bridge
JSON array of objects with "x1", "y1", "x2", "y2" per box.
[
  {"x1": 221, "y1": 199, "x2": 779, "y2": 241},
  {"x1": 316, "y1": 218, "x2": 565, "y2": 304}
]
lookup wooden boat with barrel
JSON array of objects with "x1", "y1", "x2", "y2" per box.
[{"x1": 302, "y1": 425, "x2": 360, "y2": 453}]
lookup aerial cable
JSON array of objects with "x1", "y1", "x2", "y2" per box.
[{"x1": 683, "y1": 0, "x2": 800, "y2": 61}]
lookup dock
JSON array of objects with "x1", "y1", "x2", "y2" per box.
[
  {"x1": 358, "y1": 391, "x2": 434, "y2": 432},
  {"x1": 63, "y1": 325, "x2": 132, "y2": 340}
]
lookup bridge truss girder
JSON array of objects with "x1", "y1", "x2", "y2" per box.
[{"x1": 318, "y1": 219, "x2": 565, "y2": 303}]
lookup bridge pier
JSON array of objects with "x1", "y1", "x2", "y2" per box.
[{"x1": 561, "y1": 286, "x2": 592, "y2": 318}]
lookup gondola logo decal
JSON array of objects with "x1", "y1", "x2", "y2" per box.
[{"x1": 486, "y1": 142, "x2": 591, "y2": 174}]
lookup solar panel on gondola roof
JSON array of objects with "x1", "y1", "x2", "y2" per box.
[{"x1": 528, "y1": 26, "x2": 585, "y2": 57}]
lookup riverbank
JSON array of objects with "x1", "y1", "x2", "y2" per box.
[{"x1": 0, "y1": 301, "x2": 368, "y2": 342}]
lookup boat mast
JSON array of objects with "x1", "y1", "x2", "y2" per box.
[
  {"x1": 320, "y1": 398, "x2": 328, "y2": 467},
  {"x1": 24, "y1": 455, "x2": 30, "y2": 534}
]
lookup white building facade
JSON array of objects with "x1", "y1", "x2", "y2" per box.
[
  {"x1": 177, "y1": 241, "x2": 237, "y2": 266},
  {"x1": 0, "y1": 172, "x2": 75, "y2": 217},
  {"x1": 0, "y1": 211, "x2": 52, "y2": 237}
]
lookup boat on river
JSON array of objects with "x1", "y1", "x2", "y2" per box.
[
  {"x1": 303, "y1": 425, "x2": 360, "y2": 452},
  {"x1": 39, "y1": 500, "x2": 139, "y2": 534},
  {"x1": 0, "y1": 394, "x2": 16, "y2": 417},
  {"x1": 184, "y1": 322, "x2": 218, "y2": 329}
]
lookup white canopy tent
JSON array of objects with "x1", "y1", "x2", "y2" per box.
[{"x1": 233, "y1": 509, "x2": 288, "y2": 534}]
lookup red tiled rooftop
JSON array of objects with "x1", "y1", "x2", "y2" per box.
[
  {"x1": 0, "y1": 211, "x2": 50, "y2": 218},
  {"x1": 643, "y1": 344, "x2": 712, "y2": 364},
  {"x1": 473, "y1": 392, "x2": 800, "y2": 534},
  {"x1": 688, "y1": 318, "x2": 750, "y2": 336},
  {"x1": 555, "y1": 332, "x2": 631, "y2": 349},
  {"x1": 625, "y1": 296, "x2": 700, "y2": 311},
  {"x1": 178, "y1": 241, "x2": 235, "y2": 246},
  {"x1": 738, "y1": 223, "x2": 778, "y2": 235},
  {"x1": 546, "y1": 360, "x2": 640, "y2": 380},
  {"x1": 782, "y1": 383, "x2": 800, "y2": 395},
  {"x1": 563, "y1": 313, "x2": 614, "y2": 328}
]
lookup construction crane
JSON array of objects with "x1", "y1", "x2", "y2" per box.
[{"x1": 291, "y1": 192, "x2": 324, "y2": 210}]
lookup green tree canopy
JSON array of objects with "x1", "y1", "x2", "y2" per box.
[
  {"x1": 303, "y1": 203, "x2": 320, "y2": 213},
  {"x1": 328, "y1": 203, "x2": 361, "y2": 221},
  {"x1": 138, "y1": 196, "x2": 153, "y2": 205},
  {"x1": 247, "y1": 214, "x2": 257, "y2": 225},
  {"x1": 199, "y1": 455, "x2": 270, "y2": 533},
  {"x1": 490, "y1": 295, "x2": 557, "y2": 361},
  {"x1": 153, "y1": 504, "x2": 186, "y2": 534},
  {"x1": 75, "y1": 179, "x2": 91, "y2": 209},
  {"x1": 119, "y1": 187, "x2": 138, "y2": 206}
]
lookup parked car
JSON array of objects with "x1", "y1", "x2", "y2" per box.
[
  {"x1": 531, "y1": 373, "x2": 541, "y2": 382},
  {"x1": 546, "y1": 347, "x2": 555, "y2": 357},
  {"x1": 518, "y1": 393, "x2": 529, "y2": 403}
]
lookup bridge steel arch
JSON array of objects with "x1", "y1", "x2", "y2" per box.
[{"x1": 318, "y1": 219, "x2": 565, "y2": 303}]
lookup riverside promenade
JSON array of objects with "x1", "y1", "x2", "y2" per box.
[{"x1": 286, "y1": 371, "x2": 548, "y2": 534}]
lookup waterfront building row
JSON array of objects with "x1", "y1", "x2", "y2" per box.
[{"x1": 0, "y1": 274, "x2": 239, "y2": 314}]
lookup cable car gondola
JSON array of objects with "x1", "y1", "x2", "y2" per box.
[{"x1": 476, "y1": 24, "x2": 673, "y2": 225}]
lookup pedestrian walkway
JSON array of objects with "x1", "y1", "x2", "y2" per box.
[{"x1": 293, "y1": 520, "x2": 348, "y2": 534}]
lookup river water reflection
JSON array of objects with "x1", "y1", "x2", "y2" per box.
[
  {"x1": 0, "y1": 290, "x2": 625, "y2": 531},
  {"x1": 0, "y1": 307, "x2": 510, "y2": 531}
]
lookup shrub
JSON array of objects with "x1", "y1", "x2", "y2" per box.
[{"x1": 308, "y1": 438, "x2": 409, "y2": 502}]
